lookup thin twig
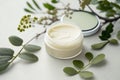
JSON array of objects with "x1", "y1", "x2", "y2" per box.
[{"x1": 87, "y1": 5, "x2": 120, "y2": 22}]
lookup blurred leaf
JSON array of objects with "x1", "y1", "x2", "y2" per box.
[
  {"x1": 97, "y1": 0, "x2": 113, "y2": 11},
  {"x1": 73, "y1": 60, "x2": 84, "y2": 69},
  {"x1": 0, "y1": 48, "x2": 14, "y2": 56},
  {"x1": 9, "y1": 36, "x2": 23, "y2": 46},
  {"x1": 85, "y1": 52, "x2": 94, "y2": 61},
  {"x1": 79, "y1": 71, "x2": 93, "y2": 78},
  {"x1": 99, "y1": 31, "x2": 111, "y2": 40},
  {"x1": 91, "y1": 54, "x2": 105, "y2": 65},
  {"x1": 43, "y1": 3, "x2": 55, "y2": 10},
  {"x1": 63, "y1": 67, "x2": 78, "y2": 76},
  {"x1": 80, "y1": 0, "x2": 91, "y2": 9},
  {"x1": 117, "y1": 30, "x2": 120, "y2": 40},
  {"x1": 19, "y1": 52, "x2": 38, "y2": 62},
  {"x1": 106, "y1": 9, "x2": 116, "y2": 17},
  {"x1": 0, "y1": 56, "x2": 13, "y2": 62},
  {"x1": 116, "y1": 8, "x2": 120, "y2": 15},
  {"x1": 26, "y1": 2, "x2": 36, "y2": 10},
  {"x1": 32, "y1": 0, "x2": 41, "y2": 10},
  {"x1": 99, "y1": 23, "x2": 113, "y2": 40},
  {"x1": 91, "y1": 41, "x2": 109, "y2": 50},
  {"x1": 116, "y1": 0, "x2": 120, "y2": 3},
  {"x1": 109, "y1": 39, "x2": 119, "y2": 45},
  {"x1": 106, "y1": 23, "x2": 114, "y2": 33},
  {"x1": 0, "y1": 62, "x2": 10, "y2": 71},
  {"x1": 51, "y1": 0, "x2": 59, "y2": 3},
  {"x1": 90, "y1": 0, "x2": 98, "y2": 4},
  {"x1": 24, "y1": 44, "x2": 41, "y2": 52},
  {"x1": 24, "y1": 8, "x2": 35, "y2": 13},
  {"x1": 111, "y1": 2, "x2": 120, "y2": 9}
]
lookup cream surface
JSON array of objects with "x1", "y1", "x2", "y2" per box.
[{"x1": 48, "y1": 24, "x2": 80, "y2": 42}]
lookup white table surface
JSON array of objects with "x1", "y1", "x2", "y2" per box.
[{"x1": 0, "y1": 0, "x2": 120, "y2": 80}]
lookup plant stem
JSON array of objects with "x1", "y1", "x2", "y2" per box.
[
  {"x1": 87, "y1": 5, "x2": 120, "y2": 22},
  {"x1": 10, "y1": 29, "x2": 46, "y2": 64},
  {"x1": 78, "y1": 62, "x2": 91, "y2": 73}
]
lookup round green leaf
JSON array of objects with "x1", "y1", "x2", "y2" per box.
[
  {"x1": 91, "y1": 54, "x2": 105, "y2": 65},
  {"x1": 109, "y1": 39, "x2": 119, "y2": 45},
  {"x1": 24, "y1": 44, "x2": 41, "y2": 52},
  {"x1": 19, "y1": 52, "x2": 38, "y2": 62},
  {"x1": 85, "y1": 52, "x2": 94, "y2": 61},
  {"x1": 79, "y1": 71, "x2": 93, "y2": 78},
  {"x1": 117, "y1": 30, "x2": 120, "y2": 40},
  {"x1": 9, "y1": 36, "x2": 23, "y2": 46},
  {"x1": 91, "y1": 41, "x2": 109, "y2": 50},
  {"x1": 73, "y1": 60, "x2": 84, "y2": 69},
  {"x1": 0, "y1": 56, "x2": 13, "y2": 62},
  {"x1": 63, "y1": 67, "x2": 78, "y2": 76},
  {"x1": 0, "y1": 62, "x2": 10, "y2": 71},
  {"x1": 0, "y1": 48, "x2": 14, "y2": 56}
]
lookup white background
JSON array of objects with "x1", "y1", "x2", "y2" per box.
[{"x1": 0, "y1": 0, "x2": 120, "y2": 80}]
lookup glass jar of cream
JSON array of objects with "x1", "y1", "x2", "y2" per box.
[{"x1": 44, "y1": 22, "x2": 84, "y2": 59}]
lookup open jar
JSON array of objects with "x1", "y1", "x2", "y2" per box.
[
  {"x1": 61, "y1": 11, "x2": 100, "y2": 36},
  {"x1": 44, "y1": 22, "x2": 84, "y2": 59}
]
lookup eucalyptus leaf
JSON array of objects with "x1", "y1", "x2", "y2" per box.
[
  {"x1": 0, "y1": 56, "x2": 13, "y2": 62},
  {"x1": 117, "y1": 30, "x2": 120, "y2": 40},
  {"x1": 26, "y1": 2, "x2": 36, "y2": 10},
  {"x1": 9, "y1": 36, "x2": 23, "y2": 46},
  {"x1": 43, "y1": 3, "x2": 55, "y2": 10},
  {"x1": 0, "y1": 62, "x2": 10, "y2": 71},
  {"x1": 79, "y1": 71, "x2": 93, "y2": 78},
  {"x1": 24, "y1": 44, "x2": 41, "y2": 52},
  {"x1": 0, "y1": 48, "x2": 14, "y2": 56},
  {"x1": 24, "y1": 8, "x2": 34, "y2": 13},
  {"x1": 51, "y1": 0, "x2": 59, "y2": 3},
  {"x1": 19, "y1": 52, "x2": 38, "y2": 62},
  {"x1": 73, "y1": 60, "x2": 84, "y2": 69},
  {"x1": 109, "y1": 39, "x2": 119, "y2": 45},
  {"x1": 63, "y1": 67, "x2": 78, "y2": 76},
  {"x1": 85, "y1": 52, "x2": 94, "y2": 61},
  {"x1": 91, "y1": 41, "x2": 109, "y2": 50},
  {"x1": 32, "y1": 0, "x2": 41, "y2": 10},
  {"x1": 91, "y1": 54, "x2": 105, "y2": 65}
]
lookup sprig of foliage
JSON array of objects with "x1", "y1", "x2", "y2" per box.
[
  {"x1": 63, "y1": 52, "x2": 105, "y2": 78},
  {"x1": 92, "y1": 38, "x2": 119, "y2": 50},
  {"x1": 99, "y1": 23, "x2": 114, "y2": 40},
  {"x1": 24, "y1": 0, "x2": 41, "y2": 14},
  {"x1": 0, "y1": 35, "x2": 42, "y2": 72},
  {"x1": 92, "y1": 29, "x2": 120, "y2": 50}
]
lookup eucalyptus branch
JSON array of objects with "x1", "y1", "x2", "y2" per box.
[{"x1": 10, "y1": 29, "x2": 46, "y2": 64}]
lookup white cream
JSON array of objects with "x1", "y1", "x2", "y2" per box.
[{"x1": 44, "y1": 23, "x2": 84, "y2": 59}]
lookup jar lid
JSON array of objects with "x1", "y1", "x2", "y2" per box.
[{"x1": 61, "y1": 11, "x2": 101, "y2": 36}]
